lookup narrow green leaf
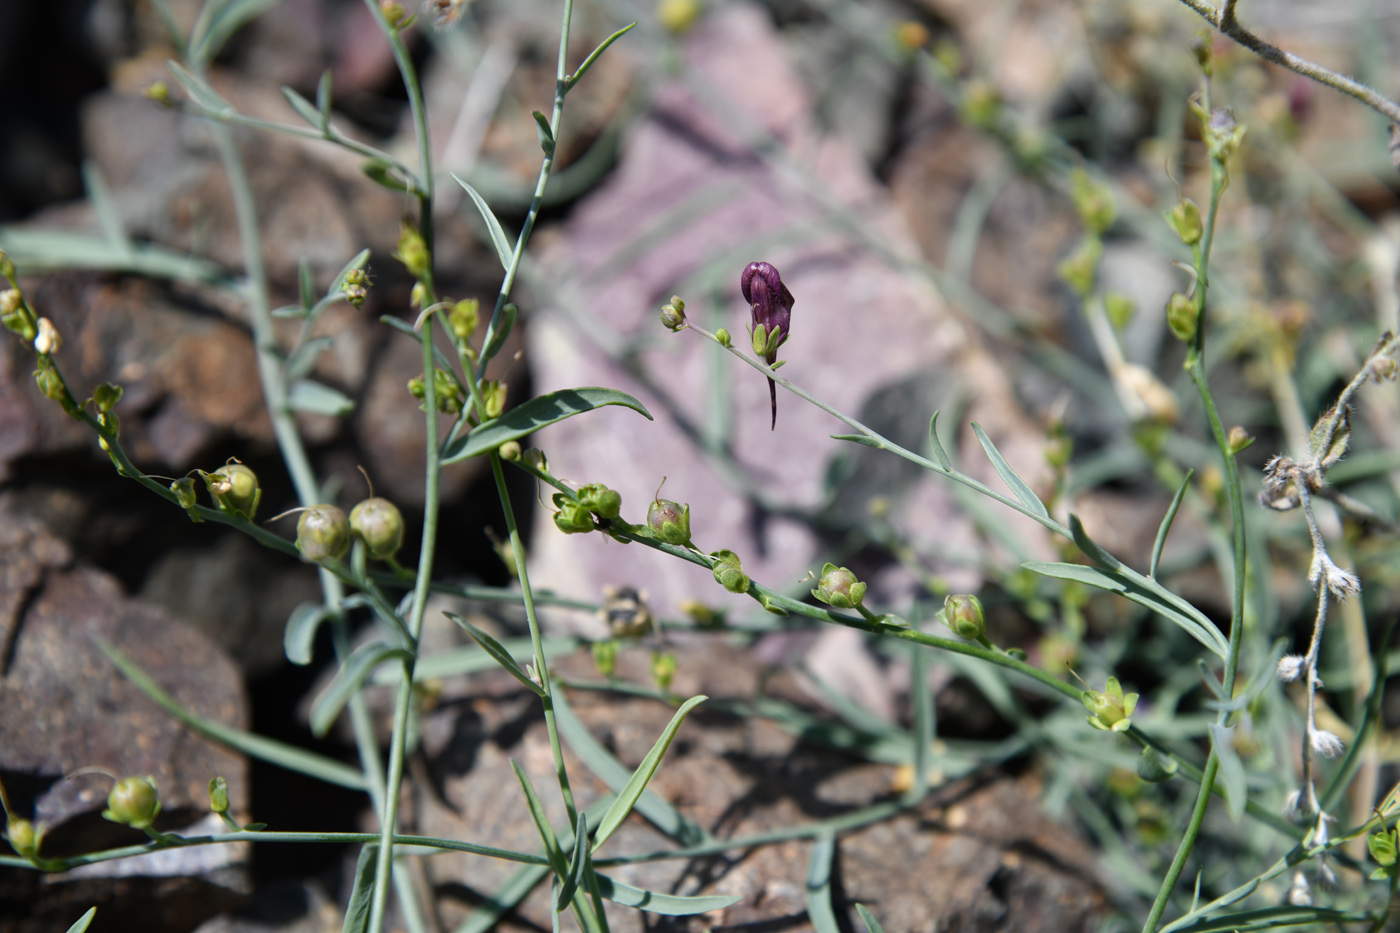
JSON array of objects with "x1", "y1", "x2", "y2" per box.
[
  {"x1": 1068, "y1": 514, "x2": 1121, "y2": 570},
  {"x1": 284, "y1": 601, "x2": 335, "y2": 665},
  {"x1": 805, "y1": 831, "x2": 840, "y2": 933},
  {"x1": 446, "y1": 612, "x2": 545, "y2": 697},
  {"x1": 0, "y1": 228, "x2": 222, "y2": 282},
  {"x1": 927, "y1": 411, "x2": 952, "y2": 470},
  {"x1": 286, "y1": 337, "x2": 335, "y2": 382},
  {"x1": 972, "y1": 422, "x2": 1048, "y2": 519},
  {"x1": 81, "y1": 161, "x2": 132, "y2": 258},
  {"x1": 341, "y1": 844, "x2": 379, "y2": 933},
  {"x1": 510, "y1": 762, "x2": 569, "y2": 878},
  {"x1": 443, "y1": 387, "x2": 653, "y2": 463},
  {"x1": 64, "y1": 908, "x2": 97, "y2": 933},
  {"x1": 592, "y1": 695, "x2": 708, "y2": 850},
  {"x1": 480, "y1": 303, "x2": 518, "y2": 362},
  {"x1": 298, "y1": 258, "x2": 315, "y2": 311},
  {"x1": 451, "y1": 174, "x2": 514, "y2": 271},
  {"x1": 98, "y1": 639, "x2": 367, "y2": 789},
  {"x1": 310, "y1": 642, "x2": 412, "y2": 737},
  {"x1": 565, "y1": 23, "x2": 637, "y2": 92},
  {"x1": 190, "y1": 0, "x2": 276, "y2": 66},
  {"x1": 830, "y1": 434, "x2": 883, "y2": 449},
  {"x1": 315, "y1": 69, "x2": 333, "y2": 134},
  {"x1": 372, "y1": 637, "x2": 580, "y2": 684},
  {"x1": 556, "y1": 813, "x2": 589, "y2": 910},
  {"x1": 593, "y1": 874, "x2": 742, "y2": 916},
  {"x1": 531, "y1": 111, "x2": 556, "y2": 155},
  {"x1": 1156, "y1": 905, "x2": 1366, "y2": 932},
  {"x1": 379, "y1": 315, "x2": 456, "y2": 373},
  {"x1": 1150, "y1": 469, "x2": 1194, "y2": 578},
  {"x1": 1208, "y1": 724, "x2": 1246, "y2": 822},
  {"x1": 271, "y1": 304, "x2": 306, "y2": 320},
  {"x1": 855, "y1": 904, "x2": 885, "y2": 933},
  {"x1": 167, "y1": 61, "x2": 232, "y2": 113},
  {"x1": 281, "y1": 86, "x2": 323, "y2": 129},
  {"x1": 362, "y1": 159, "x2": 411, "y2": 193},
  {"x1": 286, "y1": 379, "x2": 354, "y2": 417},
  {"x1": 1023, "y1": 561, "x2": 1229, "y2": 658}
]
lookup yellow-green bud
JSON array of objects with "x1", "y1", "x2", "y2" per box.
[
  {"x1": 143, "y1": 81, "x2": 172, "y2": 106},
  {"x1": 0, "y1": 250, "x2": 14, "y2": 283},
  {"x1": 1083, "y1": 676, "x2": 1138, "y2": 732},
  {"x1": 1166, "y1": 292, "x2": 1198, "y2": 342},
  {"x1": 658, "y1": 0, "x2": 701, "y2": 34},
  {"x1": 715, "y1": 328, "x2": 732, "y2": 348},
  {"x1": 449, "y1": 298, "x2": 479, "y2": 339},
  {"x1": 350, "y1": 497, "x2": 404, "y2": 560},
  {"x1": 34, "y1": 363, "x2": 67, "y2": 404},
  {"x1": 104, "y1": 776, "x2": 161, "y2": 829},
  {"x1": 1227, "y1": 425, "x2": 1253, "y2": 454},
  {"x1": 380, "y1": 0, "x2": 408, "y2": 28},
  {"x1": 592, "y1": 639, "x2": 619, "y2": 678},
  {"x1": 1104, "y1": 293, "x2": 1135, "y2": 330},
  {"x1": 499, "y1": 440, "x2": 522, "y2": 461},
  {"x1": 650, "y1": 650, "x2": 678, "y2": 693},
  {"x1": 944, "y1": 594, "x2": 985, "y2": 640},
  {"x1": 710, "y1": 549, "x2": 750, "y2": 594},
  {"x1": 208, "y1": 776, "x2": 229, "y2": 814},
  {"x1": 6, "y1": 818, "x2": 39, "y2": 860},
  {"x1": 1056, "y1": 236, "x2": 1102, "y2": 297},
  {"x1": 0, "y1": 289, "x2": 19, "y2": 315},
  {"x1": 296, "y1": 505, "x2": 351, "y2": 562},
  {"x1": 552, "y1": 494, "x2": 595, "y2": 535},
  {"x1": 1070, "y1": 170, "x2": 1116, "y2": 235},
  {"x1": 660, "y1": 296, "x2": 687, "y2": 332},
  {"x1": 577, "y1": 483, "x2": 622, "y2": 520},
  {"x1": 481, "y1": 380, "x2": 507, "y2": 419},
  {"x1": 170, "y1": 476, "x2": 199, "y2": 516},
  {"x1": 959, "y1": 80, "x2": 1001, "y2": 129},
  {"x1": 93, "y1": 382, "x2": 123, "y2": 412},
  {"x1": 812, "y1": 563, "x2": 866, "y2": 609},
  {"x1": 1166, "y1": 199, "x2": 1203, "y2": 246},
  {"x1": 205, "y1": 462, "x2": 260, "y2": 520},
  {"x1": 647, "y1": 497, "x2": 692, "y2": 547}
]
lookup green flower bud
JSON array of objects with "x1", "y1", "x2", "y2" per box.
[
  {"x1": 143, "y1": 81, "x2": 172, "y2": 105},
  {"x1": 1056, "y1": 236, "x2": 1102, "y2": 297},
  {"x1": 1083, "y1": 676, "x2": 1138, "y2": 733},
  {"x1": 592, "y1": 639, "x2": 619, "y2": 678},
  {"x1": 1070, "y1": 170, "x2": 1115, "y2": 235},
  {"x1": 715, "y1": 328, "x2": 732, "y2": 348},
  {"x1": 577, "y1": 483, "x2": 622, "y2": 520},
  {"x1": 6, "y1": 818, "x2": 39, "y2": 860},
  {"x1": 170, "y1": 477, "x2": 201, "y2": 522},
  {"x1": 498, "y1": 440, "x2": 522, "y2": 461},
  {"x1": 103, "y1": 776, "x2": 161, "y2": 829},
  {"x1": 1227, "y1": 425, "x2": 1253, "y2": 454},
  {"x1": 710, "y1": 549, "x2": 750, "y2": 594},
  {"x1": 208, "y1": 776, "x2": 229, "y2": 814},
  {"x1": 650, "y1": 650, "x2": 678, "y2": 693},
  {"x1": 93, "y1": 382, "x2": 123, "y2": 412},
  {"x1": 1191, "y1": 29, "x2": 1213, "y2": 77},
  {"x1": 944, "y1": 594, "x2": 985, "y2": 640},
  {"x1": 380, "y1": 0, "x2": 409, "y2": 29},
  {"x1": 350, "y1": 497, "x2": 404, "y2": 560},
  {"x1": 1165, "y1": 199, "x2": 1203, "y2": 246},
  {"x1": 1166, "y1": 292, "x2": 1198, "y2": 342},
  {"x1": 449, "y1": 298, "x2": 479, "y2": 339},
  {"x1": 408, "y1": 376, "x2": 425, "y2": 399},
  {"x1": 34, "y1": 362, "x2": 67, "y2": 403},
  {"x1": 647, "y1": 497, "x2": 692, "y2": 547},
  {"x1": 812, "y1": 563, "x2": 866, "y2": 609},
  {"x1": 481, "y1": 380, "x2": 507, "y2": 419},
  {"x1": 394, "y1": 222, "x2": 430, "y2": 279},
  {"x1": 552, "y1": 494, "x2": 595, "y2": 535},
  {"x1": 205, "y1": 462, "x2": 260, "y2": 520},
  {"x1": 1104, "y1": 292, "x2": 1135, "y2": 330},
  {"x1": 296, "y1": 505, "x2": 351, "y2": 562},
  {"x1": 660, "y1": 295, "x2": 687, "y2": 332},
  {"x1": 1136, "y1": 746, "x2": 1178, "y2": 783},
  {"x1": 959, "y1": 79, "x2": 1001, "y2": 129}
]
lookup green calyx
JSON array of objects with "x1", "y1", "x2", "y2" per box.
[
  {"x1": 577, "y1": 483, "x2": 622, "y2": 520},
  {"x1": 1083, "y1": 676, "x2": 1138, "y2": 733},
  {"x1": 553, "y1": 494, "x2": 595, "y2": 534},
  {"x1": 104, "y1": 776, "x2": 161, "y2": 830},
  {"x1": 944, "y1": 594, "x2": 985, "y2": 640},
  {"x1": 350, "y1": 497, "x2": 404, "y2": 560},
  {"x1": 710, "y1": 549, "x2": 750, "y2": 594},
  {"x1": 812, "y1": 563, "x2": 866, "y2": 609},
  {"x1": 204, "y1": 462, "x2": 260, "y2": 520},
  {"x1": 749, "y1": 322, "x2": 785, "y2": 359},
  {"x1": 296, "y1": 505, "x2": 351, "y2": 562},
  {"x1": 647, "y1": 497, "x2": 692, "y2": 547}
]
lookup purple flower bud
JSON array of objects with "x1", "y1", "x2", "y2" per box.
[{"x1": 741, "y1": 261, "x2": 794, "y2": 430}]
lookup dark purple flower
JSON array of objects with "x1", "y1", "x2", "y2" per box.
[{"x1": 741, "y1": 261, "x2": 794, "y2": 430}]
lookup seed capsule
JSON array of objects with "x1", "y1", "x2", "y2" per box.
[
  {"x1": 297, "y1": 505, "x2": 351, "y2": 562},
  {"x1": 350, "y1": 497, "x2": 404, "y2": 560}
]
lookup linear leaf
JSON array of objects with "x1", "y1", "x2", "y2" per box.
[
  {"x1": 82, "y1": 162, "x2": 131, "y2": 258},
  {"x1": 286, "y1": 337, "x2": 334, "y2": 382},
  {"x1": 593, "y1": 695, "x2": 707, "y2": 850},
  {"x1": 446, "y1": 612, "x2": 545, "y2": 697},
  {"x1": 511, "y1": 762, "x2": 569, "y2": 878},
  {"x1": 856, "y1": 904, "x2": 885, "y2": 933},
  {"x1": 341, "y1": 844, "x2": 378, "y2": 933},
  {"x1": 1068, "y1": 514, "x2": 1121, "y2": 570},
  {"x1": 281, "y1": 86, "x2": 322, "y2": 129},
  {"x1": 593, "y1": 874, "x2": 742, "y2": 916},
  {"x1": 565, "y1": 23, "x2": 637, "y2": 92},
  {"x1": 315, "y1": 69, "x2": 333, "y2": 134},
  {"x1": 287, "y1": 379, "x2": 354, "y2": 417},
  {"x1": 1209, "y1": 723, "x2": 1246, "y2": 823},
  {"x1": 64, "y1": 908, "x2": 97, "y2": 933},
  {"x1": 452, "y1": 173, "x2": 514, "y2": 270},
  {"x1": 310, "y1": 642, "x2": 412, "y2": 737},
  {"x1": 830, "y1": 434, "x2": 883, "y2": 449},
  {"x1": 1151, "y1": 469, "x2": 1194, "y2": 578},
  {"x1": 361, "y1": 159, "x2": 412, "y2": 193},
  {"x1": 443, "y1": 387, "x2": 653, "y2": 463},
  {"x1": 972, "y1": 422, "x2": 1048, "y2": 519},
  {"x1": 531, "y1": 111, "x2": 556, "y2": 155},
  {"x1": 190, "y1": 0, "x2": 275, "y2": 65},
  {"x1": 0, "y1": 228, "x2": 223, "y2": 283},
  {"x1": 927, "y1": 411, "x2": 952, "y2": 470},
  {"x1": 480, "y1": 303, "x2": 518, "y2": 362},
  {"x1": 556, "y1": 813, "x2": 589, "y2": 910},
  {"x1": 167, "y1": 61, "x2": 232, "y2": 114},
  {"x1": 98, "y1": 639, "x2": 366, "y2": 789},
  {"x1": 1023, "y1": 562, "x2": 1228, "y2": 658},
  {"x1": 1155, "y1": 906, "x2": 1366, "y2": 932},
  {"x1": 805, "y1": 831, "x2": 840, "y2": 933},
  {"x1": 283, "y1": 601, "x2": 335, "y2": 665}
]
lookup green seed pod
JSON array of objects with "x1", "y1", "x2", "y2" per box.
[
  {"x1": 715, "y1": 328, "x2": 732, "y2": 348},
  {"x1": 296, "y1": 505, "x2": 351, "y2": 562},
  {"x1": 592, "y1": 639, "x2": 619, "y2": 678},
  {"x1": 449, "y1": 298, "x2": 479, "y2": 340},
  {"x1": 1166, "y1": 292, "x2": 1198, "y2": 342},
  {"x1": 944, "y1": 594, "x2": 985, "y2": 640},
  {"x1": 552, "y1": 494, "x2": 595, "y2": 535},
  {"x1": 1137, "y1": 746, "x2": 1178, "y2": 783},
  {"x1": 577, "y1": 483, "x2": 622, "y2": 521},
  {"x1": 350, "y1": 497, "x2": 404, "y2": 560},
  {"x1": 104, "y1": 776, "x2": 161, "y2": 829},
  {"x1": 710, "y1": 549, "x2": 750, "y2": 594},
  {"x1": 34, "y1": 362, "x2": 67, "y2": 403},
  {"x1": 812, "y1": 563, "x2": 866, "y2": 609},
  {"x1": 1166, "y1": 199, "x2": 1203, "y2": 246},
  {"x1": 647, "y1": 498, "x2": 692, "y2": 547},
  {"x1": 205, "y1": 462, "x2": 261, "y2": 520},
  {"x1": 6, "y1": 818, "x2": 39, "y2": 860},
  {"x1": 208, "y1": 776, "x2": 229, "y2": 814}
]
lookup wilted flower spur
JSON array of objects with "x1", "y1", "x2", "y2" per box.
[{"x1": 741, "y1": 261, "x2": 794, "y2": 430}]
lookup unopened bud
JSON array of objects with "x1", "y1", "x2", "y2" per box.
[
  {"x1": 449, "y1": 298, "x2": 479, "y2": 339},
  {"x1": 647, "y1": 497, "x2": 692, "y2": 547},
  {"x1": 1136, "y1": 746, "x2": 1178, "y2": 783},
  {"x1": 944, "y1": 594, "x2": 985, "y2": 640},
  {"x1": 812, "y1": 563, "x2": 866, "y2": 609},
  {"x1": 208, "y1": 776, "x2": 229, "y2": 814},
  {"x1": 5, "y1": 818, "x2": 39, "y2": 860},
  {"x1": 93, "y1": 382, "x2": 123, "y2": 412},
  {"x1": 660, "y1": 295, "x2": 687, "y2": 332},
  {"x1": 34, "y1": 362, "x2": 67, "y2": 403},
  {"x1": 33, "y1": 318, "x2": 60, "y2": 355},
  {"x1": 1070, "y1": 170, "x2": 1115, "y2": 235},
  {"x1": 1166, "y1": 292, "x2": 1198, "y2": 342},
  {"x1": 0, "y1": 289, "x2": 19, "y2": 314},
  {"x1": 350, "y1": 497, "x2": 404, "y2": 560},
  {"x1": 296, "y1": 505, "x2": 351, "y2": 562},
  {"x1": 650, "y1": 650, "x2": 678, "y2": 693},
  {"x1": 577, "y1": 483, "x2": 622, "y2": 520},
  {"x1": 710, "y1": 549, "x2": 750, "y2": 594},
  {"x1": 395, "y1": 223, "x2": 430, "y2": 279},
  {"x1": 380, "y1": 0, "x2": 408, "y2": 29},
  {"x1": 960, "y1": 80, "x2": 1000, "y2": 129},
  {"x1": 715, "y1": 328, "x2": 732, "y2": 348},
  {"x1": 1057, "y1": 237, "x2": 1102, "y2": 297},
  {"x1": 658, "y1": 0, "x2": 701, "y2": 33},
  {"x1": 1104, "y1": 292, "x2": 1135, "y2": 330},
  {"x1": 205, "y1": 462, "x2": 260, "y2": 520},
  {"x1": 498, "y1": 440, "x2": 522, "y2": 461},
  {"x1": 481, "y1": 380, "x2": 507, "y2": 419},
  {"x1": 143, "y1": 81, "x2": 172, "y2": 106},
  {"x1": 592, "y1": 639, "x2": 619, "y2": 678},
  {"x1": 1166, "y1": 199, "x2": 1203, "y2": 245},
  {"x1": 522, "y1": 448, "x2": 548, "y2": 473},
  {"x1": 1227, "y1": 425, "x2": 1253, "y2": 453},
  {"x1": 104, "y1": 776, "x2": 161, "y2": 829}
]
